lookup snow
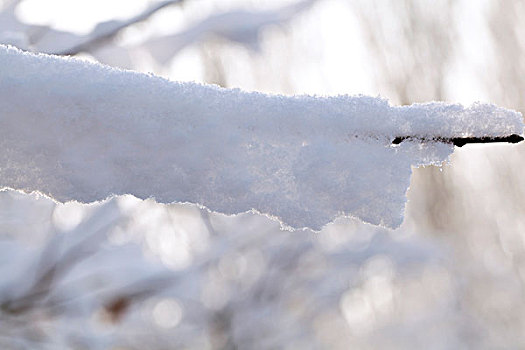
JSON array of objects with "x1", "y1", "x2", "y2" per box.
[{"x1": 0, "y1": 45, "x2": 522, "y2": 229}]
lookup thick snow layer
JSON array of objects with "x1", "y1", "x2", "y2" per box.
[{"x1": 0, "y1": 45, "x2": 522, "y2": 229}]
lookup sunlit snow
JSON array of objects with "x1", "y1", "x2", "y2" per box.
[{"x1": 0, "y1": 45, "x2": 522, "y2": 229}]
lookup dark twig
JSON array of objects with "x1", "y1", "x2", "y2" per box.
[{"x1": 392, "y1": 134, "x2": 524, "y2": 147}]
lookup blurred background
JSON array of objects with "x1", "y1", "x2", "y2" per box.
[{"x1": 1, "y1": 0, "x2": 525, "y2": 348}]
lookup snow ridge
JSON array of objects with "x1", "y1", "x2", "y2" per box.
[{"x1": 0, "y1": 45, "x2": 522, "y2": 229}]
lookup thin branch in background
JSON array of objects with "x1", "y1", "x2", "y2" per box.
[
  {"x1": 352, "y1": 0, "x2": 455, "y2": 104},
  {"x1": 2, "y1": 0, "x2": 23, "y2": 10},
  {"x1": 488, "y1": 1, "x2": 525, "y2": 114},
  {"x1": 52, "y1": 0, "x2": 185, "y2": 56},
  {"x1": 0, "y1": 201, "x2": 123, "y2": 312}
]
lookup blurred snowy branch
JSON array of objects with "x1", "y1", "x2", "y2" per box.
[
  {"x1": 143, "y1": 0, "x2": 318, "y2": 65},
  {"x1": 0, "y1": 0, "x2": 185, "y2": 55},
  {"x1": 0, "y1": 191, "x2": 449, "y2": 349},
  {"x1": 49, "y1": 0, "x2": 185, "y2": 56},
  {"x1": 0, "y1": 0, "x2": 317, "y2": 68}
]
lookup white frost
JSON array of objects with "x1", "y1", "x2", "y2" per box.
[{"x1": 0, "y1": 45, "x2": 522, "y2": 229}]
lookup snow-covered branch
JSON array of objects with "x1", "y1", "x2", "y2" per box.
[
  {"x1": 0, "y1": 0, "x2": 185, "y2": 57},
  {"x1": 143, "y1": 0, "x2": 319, "y2": 65},
  {"x1": 0, "y1": 45, "x2": 522, "y2": 229},
  {"x1": 50, "y1": 0, "x2": 185, "y2": 56}
]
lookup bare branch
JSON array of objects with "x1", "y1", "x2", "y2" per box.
[{"x1": 392, "y1": 134, "x2": 524, "y2": 147}]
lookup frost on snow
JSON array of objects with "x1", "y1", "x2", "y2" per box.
[{"x1": 0, "y1": 45, "x2": 522, "y2": 230}]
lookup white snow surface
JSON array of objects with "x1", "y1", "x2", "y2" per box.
[{"x1": 0, "y1": 45, "x2": 522, "y2": 229}]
